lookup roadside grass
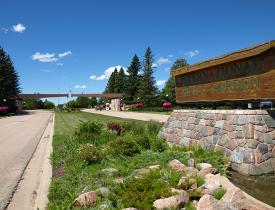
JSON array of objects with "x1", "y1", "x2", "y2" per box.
[{"x1": 48, "y1": 111, "x2": 228, "y2": 209}]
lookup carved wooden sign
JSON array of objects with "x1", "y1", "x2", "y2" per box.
[{"x1": 172, "y1": 41, "x2": 275, "y2": 103}]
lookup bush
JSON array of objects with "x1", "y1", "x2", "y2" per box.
[
  {"x1": 135, "y1": 135, "x2": 151, "y2": 150},
  {"x1": 108, "y1": 135, "x2": 141, "y2": 156},
  {"x1": 107, "y1": 122, "x2": 124, "y2": 136},
  {"x1": 75, "y1": 120, "x2": 103, "y2": 136},
  {"x1": 0, "y1": 106, "x2": 9, "y2": 115},
  {"x1": 112, "y1": 170, "x2": 173, "y2": 209},
  {"x1": 78, "y1": 144, "x2": 104, "y2": 164},
  {"x1": 151, "y1": 138, "x2": 168, "y2": 152}
]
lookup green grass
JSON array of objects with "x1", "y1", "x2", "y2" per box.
[
  {"x1": 48, "y1": 111, "x2": 228, "y2": 209},
  {"x1": 213, "y1": 188, "x2": 226, "y2": 200}
]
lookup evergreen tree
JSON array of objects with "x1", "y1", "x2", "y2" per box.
[
  {"x1": 0, "y1": 47, "x2": 20, "y2": 105},
  {"x1": 138, "y1": 47, "x2": 157, "y2": 106},
  {"x1": 116, "y1": 67, "x2": 127, "y2": 93},
  {"x1": 160, "y1": 58, "x2": 189, "y2": 104},
  {"x1": 104, "y1": 68, "x2": 118, "y2": 93},
  {"x1": 125, "y1": 54, "x2": 141, "y2": 103}
]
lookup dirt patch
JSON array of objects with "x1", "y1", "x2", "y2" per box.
[{"x1": 53, "y1": 165, "x2": 65, "y2": 179}]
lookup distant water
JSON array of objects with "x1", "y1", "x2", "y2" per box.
[{"x1": 227, "y1": 170, "x2": 275, "y2": 207}]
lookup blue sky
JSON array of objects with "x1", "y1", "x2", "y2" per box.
[{"x1": 1, "y1": 0, "x2": 275, "y2": 103}]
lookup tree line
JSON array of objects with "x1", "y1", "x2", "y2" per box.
[
  {"x1": 104, "y1": 47, "x2": 188, "y2": 106},
  {"x1": 0, "y1": 46, "x2": 20, "y2": 107}
]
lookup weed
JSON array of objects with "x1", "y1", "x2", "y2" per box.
[
  {"x1": 147, "y1": 120, "x2": 161, "y2": 136},
  {"x1": 151, "y1": 137, "x2": 168, "y2": 152}
]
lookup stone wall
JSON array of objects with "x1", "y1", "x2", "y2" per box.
[{"x1": 159, "y1": 110, "x2": 275, "y2": 175}]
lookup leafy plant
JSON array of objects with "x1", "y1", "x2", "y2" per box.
[{"x1": 107, "y1": 122, "x2": 124, "y2": 136}]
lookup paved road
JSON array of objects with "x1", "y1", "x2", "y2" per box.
[
  {"x1": 82, "y1": 109, "x2": 169, "y2": 123},
  {"x1": 0, "y1": 110, "x2": 53, "y2": 210}
]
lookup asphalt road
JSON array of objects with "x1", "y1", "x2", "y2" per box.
[{"x1": 0, "y1": 110, "x2": 53, "y2": 210}]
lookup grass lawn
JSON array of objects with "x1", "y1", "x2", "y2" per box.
[{"x1": 48, "y1": 111, "x2": 228, "y2": 210}]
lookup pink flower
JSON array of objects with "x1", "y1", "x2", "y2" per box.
[{"x1": 163, "y1": 102, "x2": 172, "y2": 108}]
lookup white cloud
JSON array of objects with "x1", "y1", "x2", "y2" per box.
[
  {"x1": 185, "y1": 50, "x2": 200, "y2": 57},
  {"x1": 90, "y1": 65, "x2": 127, "y2": 81},
  {"x1": 58, "y1": 51, "x2": 72, "y2": 58},
  {"x1": 154, "y1": 57, "x2": 172, "y2": 67},
  {"x1": 75, "y1": 85, "x2": 87, "y2": 89},
  {"x1": 56, "y1": 62, "x2": 64, "y2": 66},
  {"x1": 32, "y1": 52, "x2": 58, "y2": 62},
  {"x1": 156, "y1": 80, "x2": 166, "y2": 86},
  {"x1": 12, "y1": 23, "x2": 26, "y2": 33},
  {"x1": 168, "y1": 54, "x2": 174, "y2": 58}
]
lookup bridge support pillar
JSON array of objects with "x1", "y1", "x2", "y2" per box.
[{"x1": 111, "y1": 98, "x2": 121, "y2": 111}]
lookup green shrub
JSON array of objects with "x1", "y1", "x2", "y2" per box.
[
  {"x1": 75, "y1": 120, "x2": 103, "y2": 136},
  {"x1": 136, "y1": 135, "x2": 151, "y2": 150},
  {"x1": 213, "y1": 188, "x2": 226, "y2": 200},
  {"x1": 147, "y1": 120, "x2": 161, "y2": 136},
  {"x1": 78, "y1": 144, "x2": 104, "y2": 164},
  {"x1": 112, "y1": 170, "x2": 173, "y2": 210},
  {"x1": 108, "y1": 135, "x2": 141, "y2": 157},
  {"x1": 151, "y1": 138, "x2": 168, "y2": 152}
]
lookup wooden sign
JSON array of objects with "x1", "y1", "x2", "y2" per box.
[{"x1": 173, "y1": 41, "x2": 275, "y2": 103}]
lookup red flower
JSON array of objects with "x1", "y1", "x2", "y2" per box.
[{"x1": 135, "y1": 103, "x2": 143, "y2": 108}]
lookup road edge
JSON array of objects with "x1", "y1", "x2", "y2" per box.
[{"x1": 7, "y1": 113, "x2": 54, "y2": 210}]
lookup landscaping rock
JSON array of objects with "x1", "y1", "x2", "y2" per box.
[
  {"x1": 102, "y1": 167, "x2": 118, "y2": 175},
  {"x1": 153, "y1": 190, "x2": 189, "y2": 210},
  {"x1": 197, "y1": 166, "x2": 212, "y2": 177},
  {"x1": 187, "y1": 158, "x2": 195, "y2": 167},
  {"x1": 135, "y1": 168, "x2": 150, "y2": 175},
  {"x1": 148, "y1": 164, "x2": 160, "y2": 170},
  {"x1": 197, "y1": 194, "x2": 217, "y2": 210},
  {"x1": 185, "y1": 167, "x2": 199, "y2": 177},
  {"x1": 73, "y1": 191, "x2": 97, "y2": 207},
  {"x1": 203, "y1": 183, "x2": 222, "y2": 195},
  {"x1": 178, "y1": 176, "x2": 188, "y2": 187},
  {"x1": 169, "y1": 159, "x2": 187, "y2": 172},
  {"x1": 122, "y1": 208, "x2": 138, "y2": 210},
  {"x1": 96, "y1": 187, "x2": 110, "y2": 197},
  {"x1": 198, "y1": 163, "x2": 212, "y2": 170},
  {"x1": 113, "y1": 177, "x2": 124, "y2": 184}
]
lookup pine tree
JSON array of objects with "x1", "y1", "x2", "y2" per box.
[
  {"x1": 138, "y1": 47, "x2": 157, "y2": 106},
  {"x1": 104, "y1": 68, "x2": 118, "y2": 93},
  {"x1": 0, "y1": 47, "x2": 20, "y2": 105},
  {"x1": 116, "y1": 67, "x2": 126, "y2": 93},
  {"x1": 160, "y1": 58, "x2": 188, "y2": 104},
  {"x1": 125, "y1": 54, "x2": 141, "y2": 103}
]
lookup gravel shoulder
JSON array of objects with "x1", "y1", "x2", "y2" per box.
[{"x1": 82, "y1": 109, "x2": 169, "y2": 123}]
